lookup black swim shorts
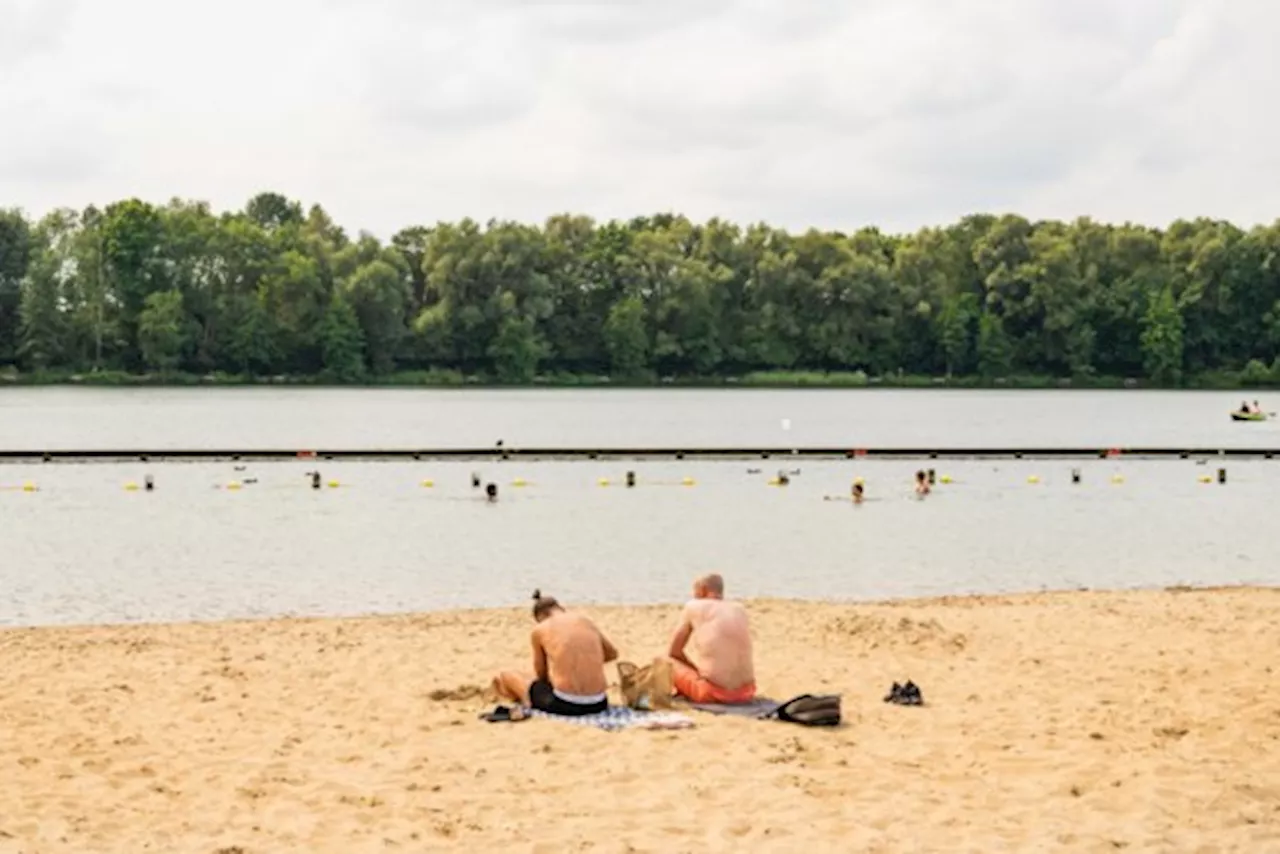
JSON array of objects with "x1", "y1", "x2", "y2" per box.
[{"x1": 528, "y1": 679, "x2": 608, "y2": 716}]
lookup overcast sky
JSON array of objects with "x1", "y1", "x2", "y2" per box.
[{"x1": 3, "y1": 0, "x2": 1278, "y2": 236}]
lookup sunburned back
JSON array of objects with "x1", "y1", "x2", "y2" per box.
[
  {"x1": 687, "y1": 599, "x2": 754, "y2": 690},
  {"x1": 535, "y1": 612, "x2": 608, "y2": 696}
]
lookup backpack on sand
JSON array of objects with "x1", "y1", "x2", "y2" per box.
[{"x1": 769, "y1": 694, "x2": 842, "y2": 726}]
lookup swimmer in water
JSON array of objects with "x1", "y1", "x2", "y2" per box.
[
  {"x1": 915, "y1": 470, "x2": 931, "y2": 497},
  {"x1": 485, "y1": 482, "x2": 498, "y2": 503},
  {"x1": 471, "y1": 472, "x2": 482, "y2": 489},
  {"x1": 309, "y1": 471, "x2": 322, "y2": 490},
  {"x1": 852, "y1": 482, "x2": 864, "y2": 504}
]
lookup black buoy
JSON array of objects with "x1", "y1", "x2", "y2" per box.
[
  {"x1": 144, "y1": 475, "x2": 155, "y2": 492},
  {"x1": 1071, "y1": 467, "x2": 1081, "y2": 484},
  {"x1": 1218, "y1": 468, "x2": 1227, "y2": 484},
  {"x1": 927, "y1": 468, "x2": 937, "y2": 485},
  {"x1": 310, "y1": 471, "x2": 322, "y2": 490},
  {"x1": 485, "y1": 482, "x2": 498, "y2": 502},
  {"x1": 625, "y1": 471, "x2": 636, "y2": 488},
  {"x1": 471, "y1": 472, "x2": 481, "y2": 489}
]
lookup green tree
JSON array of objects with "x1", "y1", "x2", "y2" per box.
[
  {"x1": 603, "y1": 294, "x2": 649, "y2": 379},
  {"x1": 320, "y1": 297, "x2": 366, "y2": 381},
  {"x1": 245, "y1": 192, "x2": 304, "y2": 231},
  {"x1": 977, "y1": 312, "x2": 1013, "y2": 378},
  {"x1": 488, "y1": 293, "x2": 547, "y2": 383},
  {"x1": 1141, "y1": 287, "x2": 1185, "y2": 385},
  {"x1": 935, "y1": 293, "x2": 977, "y2": 376},
  {"x1": 340, "y1": 259, "x2": 408, "y2": 375},
  {"x1": 137, "y1": 290, "x2": 190, "y2": 372},
  {"x1": 0, "y1": 209, "x2": 33, "y2": 365}
]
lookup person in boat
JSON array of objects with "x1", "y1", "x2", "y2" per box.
[
  {"x1": 492, "y1": 591, "x2": 616, "y2": 716},
  {"x1": 1240, "y1": 401, "x2": 1252, "y2": 414},
  {"x1": 915, "y1": 470, "x2": 931, "y2": 496},
  {"x1": 668, "y1": 573, "x2": 756, "y2": 704},
  {"x1": 1253, "y1": 400, "x2": 1262, "y2": 414}
]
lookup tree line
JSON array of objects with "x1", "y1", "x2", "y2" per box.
[{"x1": 1, "y1": 194, "x2": 1279, "y2": 387}]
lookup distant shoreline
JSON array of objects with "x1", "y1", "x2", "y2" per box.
[{"x1": 3, "y1": 368, "x2": 1278, "y2": 391}]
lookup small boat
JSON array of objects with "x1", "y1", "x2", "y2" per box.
[{"x1": 1230, "y1": 411, "x2": 1268, "y2": 422}]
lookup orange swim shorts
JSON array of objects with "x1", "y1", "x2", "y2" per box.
[{"x1": 674, "y1": 668, "x2": 756, "y2": 704}]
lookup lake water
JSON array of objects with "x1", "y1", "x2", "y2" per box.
[
  {"x1": 2, "y1": 388, "x2": 1278, "y2": 627},
  {"x1": 2, "y1": 387, "x2": 1279, "y2": 450}
]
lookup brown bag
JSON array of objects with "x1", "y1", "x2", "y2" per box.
[{"x1": 618, "y1": 658, "x2": 674, "y2": 710}]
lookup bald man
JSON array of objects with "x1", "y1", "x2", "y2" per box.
[{"x1": 667, "y1": 573, "x2": 756, "y2": 704}]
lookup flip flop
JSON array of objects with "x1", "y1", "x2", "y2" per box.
[{"x1": 480, "y1": 705, "x2": 527, "y2": 723}]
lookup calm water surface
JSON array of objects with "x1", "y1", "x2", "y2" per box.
[
  {"x1": 2, "y1": 387, "x2": 1280, "y2": 449},
  {"x1": 2, "y1": 389, "x2": 1277, "y2": 627}
]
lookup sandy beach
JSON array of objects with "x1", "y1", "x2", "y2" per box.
[{"x1": 1, "y1": 587, "x2": 1277, "y2": 853}]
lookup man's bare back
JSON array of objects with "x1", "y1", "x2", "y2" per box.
[
  {"x1": 678, "y1": 597, "x2": 754, "y2": 691},
  {"x1": 533, "y1": 611, "x2": 615, "y2": 696}
]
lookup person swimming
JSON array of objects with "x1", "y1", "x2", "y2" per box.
[
  {"x1": 309, "y1": 471, "x2": 322, "y2": 490},
  {"x1": 485, "y1": 482, "x2": 498, "y2": 503},
  {"x1": 915, "y1": 470, "x2": 931, "y2": 496},
  {"x1": 471, "y1": 472, "x2": 481, "y2": 489},
  {"x1": 852, "y1": 482, "x2": 864, "y2": 504}
]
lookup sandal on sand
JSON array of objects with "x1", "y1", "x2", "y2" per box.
[
  {"x1": 480, "y1": 705, "x2": 528, "y2": 723},
  {"x1": 884, "y1": 681, "x2": 925, "y2": 706}
]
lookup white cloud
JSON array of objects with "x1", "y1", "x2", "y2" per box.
[{"x1": 1, "y1": 0, "x2": 1277, "y2": 235}]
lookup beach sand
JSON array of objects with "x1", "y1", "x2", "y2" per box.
[{"x1": 1, "y1": 587, "x2": 1277, "y2": 853}]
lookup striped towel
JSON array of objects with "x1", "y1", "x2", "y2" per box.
[{"x1": 526, "y1": 706, "x2": 695, "y2": 732}]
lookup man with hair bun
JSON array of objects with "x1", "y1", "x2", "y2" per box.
[
  {"x1": 492, "y1": 590, "x2": 618, "y2": 716},
  {"x1": 668, "y1": 573, "x2": 756, "y2": 704}
]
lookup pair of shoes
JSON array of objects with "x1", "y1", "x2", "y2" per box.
[{"x1": 883, "y1": 681, "x2": 924, "y2": 706}]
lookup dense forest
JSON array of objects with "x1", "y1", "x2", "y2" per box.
[{"x1": 1, "y1": 194, "x2": 1279, "y2": 387}]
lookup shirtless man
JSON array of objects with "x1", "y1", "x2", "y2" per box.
[
  {"x1": 668, "y1": 573, "x2": 756, "y2": 704},
  {"x1": 493, "y1": 591, "x2": 617, "y2": 716}
]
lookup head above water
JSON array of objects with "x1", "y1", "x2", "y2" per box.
[
  {"x1": 531, "y1": 589, "x2": 562, "y2": 621},
  {"x1": 915, "y1": 470, "x2": 926, "y2": 482},
  {"x1": 693, "y1": 573, "x2": 724, "y2": 600}
]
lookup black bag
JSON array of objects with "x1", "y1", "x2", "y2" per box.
[{"x1": 769, "y1": 694, "x2": 842, "y2": 727}]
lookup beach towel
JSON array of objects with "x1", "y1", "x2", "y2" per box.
[
  {"x1": 687, "y1": 694, "x2": 843, "y2": 726},
  {"x1": 527, "y1": 706, "x2": 695, "y2": 732},
  {"x1": 687, "y1": 697, "x2": 782, "y2": 718}
]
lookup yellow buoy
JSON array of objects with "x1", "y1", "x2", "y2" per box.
[
  {"x1": 1198, "y1": 475, "x2": 1212, "y2": 484},
  {"x1": 420, "y1": 479, "x2": 434, "y2": 488},
  {"x1": 940, "y1": 475, "x2": 953, "y2": 484},
  {"x1": 767, "y1": 478, "x2": 780, "y2": 486},
  {"x1": 1111, "y1": 475, "x2": 1125, "y2": 484},
  {"x1": 124, "y1": 482, "x2": 139, "y2": 491},
  {"x1": 226, "y1": 481, "x2": 242, "y2": 491},
  {"x1": 327, "y1": 480, "x2": 340, "y2": 489},
  {"x1": 512, "y1": 478, "x2": 528, "y2": 487},
  {"x1": 1027, "y1": 475, "x2": 1041, "y2": 484},
  {"x1": 682, "y1": 477, "x2": 696, "y2": 486},
  {"x1": 598, "y1": 478, "x2": 610, "y2": 487},
  {"x1": 22, "y1": 482, "x2": 37, "y2": 493}
]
